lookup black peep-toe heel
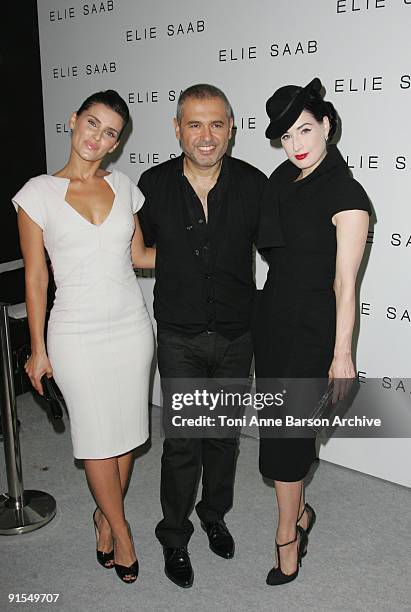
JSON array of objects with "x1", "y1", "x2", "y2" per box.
[{"x1": 114, "y1": 523, "x2": 139, "y2": 584}]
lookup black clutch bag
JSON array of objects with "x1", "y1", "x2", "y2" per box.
[
  {"x1": 17, "y1": 345, "x2": 66, "y2": 421},
  {"x1": 308, "y1": 378, "x2": 359, "y2": 435},
  {"x1": 41, "y1": 375, "x2": 65, "y2": 420},
  {"x1": 308, "y1": 381, "x2": 335, "y2": 433}
]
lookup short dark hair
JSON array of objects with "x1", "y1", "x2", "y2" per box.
[
  {"x1": 176, "y1": 84, "x2": 233, "y2": 124},
  {"x1": 304, "y1": 90, "x2": 338, "y2": 142},
  {"x1": 76, "y1": 90, "x2": 129, "y2": 136}
]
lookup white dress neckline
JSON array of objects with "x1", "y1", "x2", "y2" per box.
[{"x1": 49, "y1": 171, "x2": 117, "y2": 228}]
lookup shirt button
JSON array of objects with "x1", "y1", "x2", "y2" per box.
[
  {"x1": 198, "y1": 219, "x2": 204, "y2": 224},
  {"x1": 207, "y1": 297, "x2": 214, "y2": 304},
  {"x1": 194, "y1": 249, "x2": 200, "y2": 256},
  {"x1": 205, "y1": 273, "x2": 212, "y2": 279},
  {"x1": 186, "y1": 225, "x2": 193, "y2": 231}
]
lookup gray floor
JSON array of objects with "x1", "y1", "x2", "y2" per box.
[{"x1": 1, "y1": 392, "x2": 410, "y2": 612}]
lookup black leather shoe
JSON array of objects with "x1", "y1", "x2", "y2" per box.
[
  {"x1": 163, "y1": 546, "x2": 194, "y2": 588},
  {"x1": 201, "y1": 520, "x2": 235, "y2": 559}
]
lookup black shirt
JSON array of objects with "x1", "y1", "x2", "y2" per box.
[{"x1": 138, "y1": 154, "x2": 267, "y2": 339}]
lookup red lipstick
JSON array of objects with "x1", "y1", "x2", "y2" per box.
[{"x1": 295, "y1": 153, "x2": 308, "y2": 160}]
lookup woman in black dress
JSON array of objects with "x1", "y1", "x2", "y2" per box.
[{"x1": 255, "y1": 78, "x2": 370, "y2": 585}]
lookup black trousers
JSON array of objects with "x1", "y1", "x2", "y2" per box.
[{"x1": 155, "y1": 329, "x2": 253, "y2": 547}]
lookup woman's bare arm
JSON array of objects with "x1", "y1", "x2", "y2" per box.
[
  {"x1": 131, "y1": 214, "x2": 156, "y2": 269},
  {"x1": 17, "y1": 208, "x2": 53, "y2": 394},
  {"x1": 329, "y1": 209, "x2": 369, "y2": 393}
]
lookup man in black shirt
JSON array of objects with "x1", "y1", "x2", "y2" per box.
[{"x1": 138, "y1": 84, "x2": 266, "y2": 588}]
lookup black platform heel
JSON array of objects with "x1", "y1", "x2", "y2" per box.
[
  {"x1": 93, "y1": 508, "x2": 114, "y2": 569},
  {"x1": 297, "y1": 502, "x2": 316, "y2": 557},
  {"x1": 114, "y1": 523, "x2": 139, "y2": 584},
  {"x1": 266, "y1": 526, "x2": 307, "y2": 586}
]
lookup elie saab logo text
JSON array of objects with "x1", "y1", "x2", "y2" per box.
[
  {"x1": 343, "y1": 153, "x2": 411, "y2": 171},
  {"x1": 390, "y1": 233, "x2": 411, "y2": 248},
  {"x1": 361, "y1": 302, "x2": 410, "y2": 324},
  {"x1": 218, "y1": 40, "x2": 318, "y2": 62},
  {"x1": 333, "y1": 75, "x2": 411, "y2": 93},
  {"x1": 125, "y1": 20, "x2": 205, "y2": 41},
  {"x1": 381, "y1": 378, "x2": 411, "y2": 395},
  {"x1": 52, "y1": 62, "x2": 117, "y2": 78},
  {"x1": 49, "y1": 2, "x2": 114, "y2": 21},
  {"x1": 362, "y1": 229, "x2": 411, "y2": 248},
  {"x1": 128, "y1": 152, "x2": 181, "y2": 165},
  {"x1": 364, "y1": 230, "x2": 411, "y2": 248},
  {"x1": 336, "y1": 0, "x2": 411, "y2": 12},
  {"x1": 357, "y1": 374, "x2": 411, "y2": 397}
]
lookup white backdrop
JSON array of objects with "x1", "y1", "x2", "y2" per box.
[{"x1": 36, "y1": 0, "x2": 411, "y2": 487}]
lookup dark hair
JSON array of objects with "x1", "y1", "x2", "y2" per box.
[
  {"x1": 76, "y1": 90, "x2": 129, "y2": 136},
  {"x1": 176, "y1": 83, "x2": 233, "y2": 124},
  {"x1": 303, "y1": 90, "x2": 338, "y2": 142}
]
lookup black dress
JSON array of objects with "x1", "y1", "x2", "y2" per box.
[{"x1": 254, "y1": 145, "x2": 371, "y2": 481}]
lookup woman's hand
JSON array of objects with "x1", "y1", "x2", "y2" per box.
[
  {"x1": 24, "y1": 351, "x2": 53, "y2": 395},
  {"x1": 328, "y1": 354, "x2": 355, "y2": 402}
]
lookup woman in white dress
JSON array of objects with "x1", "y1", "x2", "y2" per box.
[{"x1": 13, "y1": 90, "x2": 154, "y2": 584}]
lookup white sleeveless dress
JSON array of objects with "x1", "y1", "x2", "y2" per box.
[{"x1": 13, "y1": 170, "x2": 154, "y2": 459}]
